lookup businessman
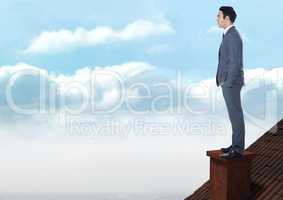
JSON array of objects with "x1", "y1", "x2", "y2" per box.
[{"x1": 216, "y1": 6, "x2": 245, "y2": 159}]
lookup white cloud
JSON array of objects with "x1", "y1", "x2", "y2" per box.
[
  {"x1": 1, "y1": 62, "x2": 283, "y2": 135},
  {"x1": 0, "y1": 61, "x2": 156, "y2": 116},
  {"x1": 1, "y1": 63, "x2": 283, "y2": 119},
  {"x1": 23, "y1": 19, "x2": 175, "y2": 54},
  {"x1": 207, "y1": 25, "x2": 222, "y2": 33}
]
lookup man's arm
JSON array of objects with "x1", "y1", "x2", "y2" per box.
[{"x1": 223, "y1": 35, "x2": 242, "y2": 87}]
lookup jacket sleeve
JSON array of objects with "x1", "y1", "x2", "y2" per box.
[{"x1": 223, "y1": 35, "x2": 242, "y2": 87}]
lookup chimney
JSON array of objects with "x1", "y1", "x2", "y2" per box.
[{"x1": 206, "y1": 150, "x2": 256, "y2": 200}]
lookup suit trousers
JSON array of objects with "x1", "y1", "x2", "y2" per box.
[{"x1": 221, "y1": 84, "x2": 245, "y2": 154}]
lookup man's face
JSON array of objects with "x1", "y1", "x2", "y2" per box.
[{"x1": 217, "y1": 10, "x2": 227, "y2": 29}]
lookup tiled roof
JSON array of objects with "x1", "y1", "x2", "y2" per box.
[{"x1": 184, "y1": 119, "x2": 283, "y2": 200}]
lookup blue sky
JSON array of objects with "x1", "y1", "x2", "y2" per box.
[{"x1": 1, "y1": 0, "x2": 283, "y2": 80}]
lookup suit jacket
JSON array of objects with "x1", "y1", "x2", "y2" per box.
[{"x1": 216, "y1": 26, "x2": 245, "y2": 87}]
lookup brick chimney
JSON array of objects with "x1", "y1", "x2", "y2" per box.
[{"x1": 206, "y1": 150, "x2": 256, "y2": 200}]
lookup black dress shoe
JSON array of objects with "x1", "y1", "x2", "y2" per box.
[
  {"x1": 221, "y1": 145, "x2": 232, "y2": 153},
  {"x1": 220, "y1": 150, "x2": 243, "y2": 160}
]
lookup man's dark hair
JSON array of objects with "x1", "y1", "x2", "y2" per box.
[{"x1": 219, "y1": 6, "x2": 237, "y2": 23}]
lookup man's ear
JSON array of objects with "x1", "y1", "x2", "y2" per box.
[{"x1": 224, "y1": 15, "x2": 231, "y2": 22}]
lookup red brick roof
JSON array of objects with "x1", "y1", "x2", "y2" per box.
[{"x1": 184, "y1": 119, "x2": 283, "y2": 200}]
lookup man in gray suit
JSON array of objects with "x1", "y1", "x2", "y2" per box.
[{"x1": 216, "y1": 6, "x2": 245, "y2": 159}]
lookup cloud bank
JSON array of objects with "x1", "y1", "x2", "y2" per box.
[
  {"x1": 0, "y1": 62, "x2": 282, "y2": 194},
  {"x1": 0, "y1": 62, "x2": 282, "y2": 135}
]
